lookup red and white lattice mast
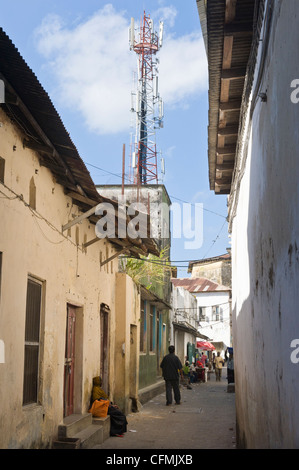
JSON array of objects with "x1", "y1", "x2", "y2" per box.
[{"x1": 129, "y1": 12, "x2": 164, "y2": 185}]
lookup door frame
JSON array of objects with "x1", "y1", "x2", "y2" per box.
[
  {"x1": 100, "y1": 303, "x2": 110, "y2": 395},
  {"x1": 64, "y1": 305, "x2": 76, "y2": 417},
  {"x1": 64, "y1": 304, "x2": 83, "y2": 417}
]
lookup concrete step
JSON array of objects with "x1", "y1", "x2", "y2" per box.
[
  {"x1": 58, "y1": 413, "x2": 92, "y2": 439},
  {"x1": 92, "y1": 416, "x2": 111, "y2": 442},
  {"x1": 74, "y1": 424, "x2": 104, "y2": 449},
  {"x1": 52, "y1": 437, "x2": 81, "y2": 449},
  {"x1": 138, "y1": 379, "x2": 165, "y2": 405}
]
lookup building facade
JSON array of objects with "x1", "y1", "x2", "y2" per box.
[
  {"x1": 170, "y1": 282, "x2": 198, "y2": 365},
  {"x1": 96, "y1": 184, "x2": 172, "y2": 394},
  {"x1": 188, "y1": 251, "x2": 231, "y2": 288},
  {"x1": 171, "y1": 278, "x2": 231, "y2": 353},
  {"x1": 0, "y1": 28, "x2": 158, "y2": 448},
  {"x1": 198, "y1": 0, "x2": 299, "y2": 448}
]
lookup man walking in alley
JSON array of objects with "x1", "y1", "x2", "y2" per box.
[
  {"x1": 215, "y1": 351, "x2": 224, "y2": 382},
  {"x1": 160, "y1": 345, "x2": 182, "y2": 405}
]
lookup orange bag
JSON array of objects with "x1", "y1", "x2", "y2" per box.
[{"x1": 89, "y1": 399, "x2": 109, "y2": 417}]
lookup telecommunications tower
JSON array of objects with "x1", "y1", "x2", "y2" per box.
[{"x1": 129, "y1": 12, "x2": 164, "y2": 185}]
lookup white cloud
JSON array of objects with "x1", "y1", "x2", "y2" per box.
[
  {"x1": 159, "y1": 31, "x2": 208, "y2": 107},
  {"x1": 153, "y1": 5, "x2": 178, "y2": 28},
  {"x1": 34, "y1": 4, "x2": 208, "y2": 136}
]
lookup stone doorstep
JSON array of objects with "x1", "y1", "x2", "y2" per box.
[
  {"x1": 52, "y1": 437, "x2": 81, "y2": 449},
  {"x1": 54, "y1": 413, "x2": 111, "y2": 449},
  {"x1": 58, "y1": 413, "x2": 92, "y2": 438},
  {"x1": 73, "y1": 424, "x2": 104, "y2": 449},
  {"x1": 92, "y1": 416, "x2": 111, "y2": 441}
]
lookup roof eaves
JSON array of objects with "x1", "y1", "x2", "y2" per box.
[{"x1": 204, "y1": 0, "x2": 257, "y2": 194}]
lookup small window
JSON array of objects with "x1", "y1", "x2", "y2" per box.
[
  {"x1": 212, "y1": 306, "x2": 220, "y2": 322},
  {"x1": 23, "y1": 277, "x2": 43, "y2": 405},
  {"x1": 29, "y1": 177, "x2": 36, "y2": 210},
  {"x1": 199, "y1": 306, "x2": 206, "y2": 321},
  {"x1": 0, "y1": 157, "x2": 5, "y2": 183}
]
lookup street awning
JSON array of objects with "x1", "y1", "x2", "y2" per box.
[{"x1": 196, "y1": 341, "x2": 216, "y2": 351}]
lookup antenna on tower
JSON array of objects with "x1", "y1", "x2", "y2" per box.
[
  {"x1": 129, "y1": 18, "x2": 135, "y2": 50},
  {"x1": 128, "y1": 11, "x2": 164, "y2": 186},
  {"x1": 159, "y1": 21, "x2": 164, "y2": 48}
]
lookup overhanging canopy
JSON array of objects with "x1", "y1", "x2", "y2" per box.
[{"x1": 196, "y1": 341, "x2": 216, "y2": 351}]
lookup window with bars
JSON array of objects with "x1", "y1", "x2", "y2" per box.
[{"x1": 23, "y1": 277, "x2": 42, "y2": 406}]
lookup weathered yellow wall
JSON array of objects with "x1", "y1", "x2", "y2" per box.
[
  {"x1": 0, "y1": 109, "x2": 120, "y2": 448},
  {"x1": 114, "y1": 272, "x2": 140, "y2": 414}
]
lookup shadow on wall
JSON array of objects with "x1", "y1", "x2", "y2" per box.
[{"x1": 234, "y1": 54, "x2": 299, "y2": 447}]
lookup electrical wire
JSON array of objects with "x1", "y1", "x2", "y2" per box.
[
  {"x1": 0, "y1": 182, "x2": 79, "y2": 248},
  {"x1": 84, "y1": 161, "x2": 227, "y2": 219},
  {"x1": 121, "y1": 217, "x2": 228, "y2": 268}
]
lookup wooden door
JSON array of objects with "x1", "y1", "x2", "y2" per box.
[
  {"x1": 64, "y1": 305, "x2": 76, "y2": 417},
  {"x1": 100, "y1": 306, "x2": 109, "y2": 395}
]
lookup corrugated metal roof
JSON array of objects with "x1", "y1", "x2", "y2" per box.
[{"x1": 171, "y1": 277, "x2": 230, "y2": 293}]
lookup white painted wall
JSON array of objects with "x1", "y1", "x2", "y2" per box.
[
  {"x1": 195, "y1": 291, "x2": 231, "y2": 348},
  {"x1": 170, "y1": 285, "x2": 198, "y2": 364},
  {"x1": 230, "y1": 0, "x2": 299, "y2": 448}
]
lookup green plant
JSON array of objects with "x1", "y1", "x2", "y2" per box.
[{"x1": 122, "y1": 246, "x2": 172, "y2": 292}]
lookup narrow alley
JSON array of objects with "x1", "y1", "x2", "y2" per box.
[{"x1": 93, "y1": 369, "x2": 236, "y2": 450}]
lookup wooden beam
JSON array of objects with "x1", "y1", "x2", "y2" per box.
[
  {"x1": 215, "y1": 188, "x2": 231, "y2": 195},
  {"x1": 23, "y1": 138, "x2": 54, "y2": 156},
  {"x1": 224, "y1": 23, "x2": 253, "y2": 37},
  {"x1": 219, "y1": 99, "x2": 242, "y2": 112},
  {"x1": 217, "y1": 146, "x2": 237, "y2": 155},
  {"x1": 5, "y1": 90, "x2": 19, "y2": 105},
  {"x1": 67, "y1": 190, "x2": 101, "y2": 208},
  {"x1": 215, "y1": 183, "x2": 232, "y2": 193},
  {"x1": 62, "y1": 205, "x2": 99, "y2": 232},
  {"x1": 225, "y1": 0, "x2": 237, "y2": 24},
  {"x1": 108, "y1": 238, "x2": 144, "y2": 257},
  {"x1": 82, "y1": 237, "x2": 101, "y2": 249},
  {"x1": 223, "y1": 36, "x2": 234, "y2": 70},
  {"x1": 215, "y1": 176, "x2": 233, "y2": 185},
  {"x1": 220, "y1": 79, "x2": 231, "y2": 103},
  {"x1": 216, "y1": 163, "x2": 235, "y2": 171},
  {"x1": 217, "y1": 125, "x2": 239, "y2": 136},
  {"x1": 221, "y1": 67, "x2": 247, "y2": 80},
  {"x1": 100, "y1": 248, "x2": 128, "y2": 267}
]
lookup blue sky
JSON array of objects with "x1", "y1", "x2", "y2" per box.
[{"x1": 1, "y1": 1, "x2": 230, "y2": 276}]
